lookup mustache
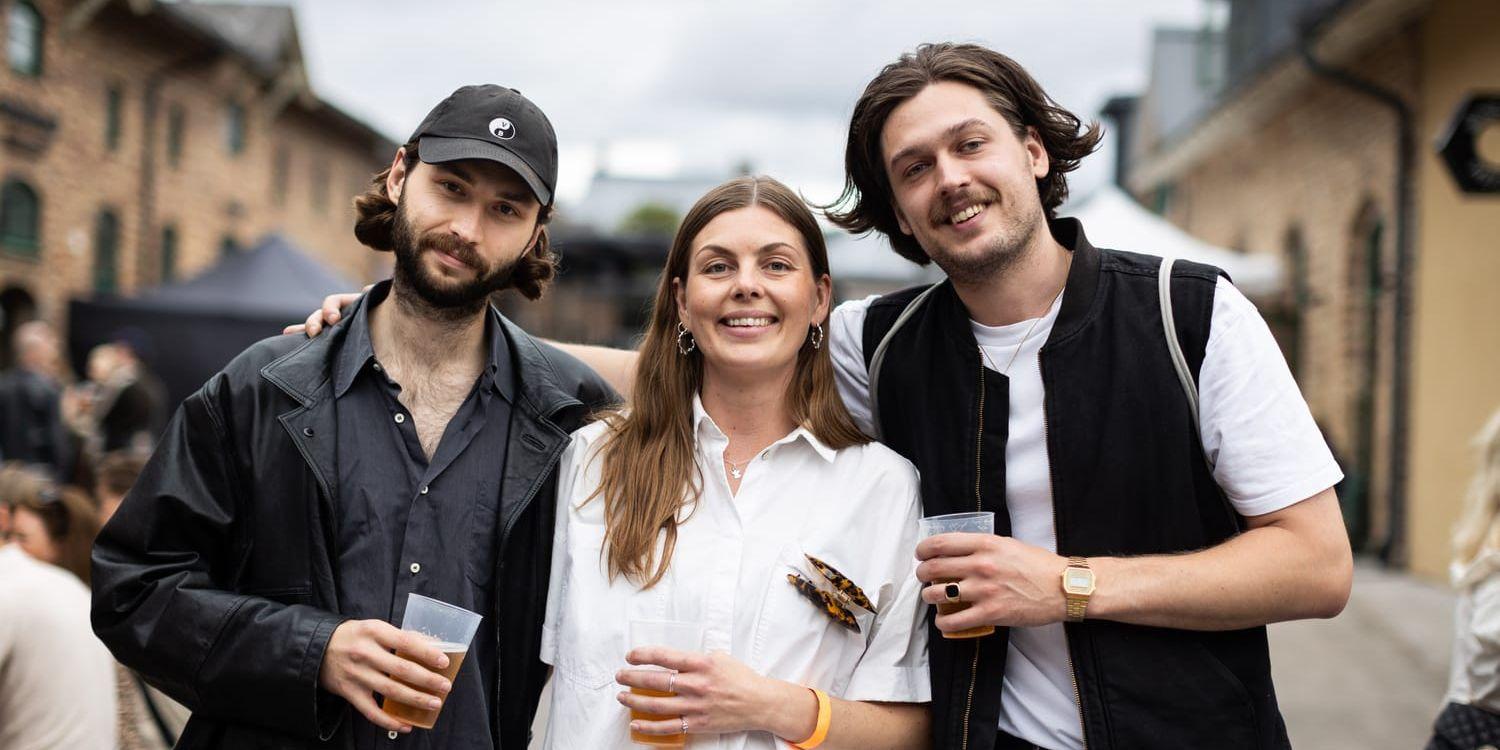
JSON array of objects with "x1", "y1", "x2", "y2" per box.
[
  {"x1": 421, "y1": 232, "x2": 481, "y2": 269},
  {"x1": 929, "y1": 188, "x2": 1001, "y2": 226}
]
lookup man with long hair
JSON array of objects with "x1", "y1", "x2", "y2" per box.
[
  {"x1": 819, "y1": 43, "x2": 1350, "y2": 749},
  {"x1": 91, "y1": 85, "x2": 615, "y2": 749}
]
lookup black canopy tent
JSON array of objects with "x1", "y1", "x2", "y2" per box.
[{"x1": 68, "y1": 234, "x2": 361, "y2": 411}]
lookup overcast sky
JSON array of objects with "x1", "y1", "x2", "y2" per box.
[{"x1": 224, "y1": 0, "x2": 1211, "y2": 208}]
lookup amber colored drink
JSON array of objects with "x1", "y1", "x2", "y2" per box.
[
  {"x1": 629, "y1": 687, "x2": 685, "y2": 747},
  {"x1": 380, "y1": 643, "x2": 467, "y2": 729},
  {"x1": 936, "y1": 580, "x2": 996, "y2": 639}
]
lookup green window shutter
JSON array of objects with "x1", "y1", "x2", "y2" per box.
[
  {"x1": 160, "y1": 225, "x2": 178, "y2": 283},
  {"x1": 94, "y1": 210, "x2": 119, "y2": 293},
  {"x1": 106, "y1": 84, "x2": 123, "y2": 151},
  {"x1": 0, "y1": 180, "x2": 41, "y2": 256}
]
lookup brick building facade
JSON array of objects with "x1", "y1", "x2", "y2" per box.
[
  {"x1": 1120, "y1": 0, "x2": 1500, "y2": 577},
  {"x1": 0, "y1": 0, "x2": 393, "y2": 367}
]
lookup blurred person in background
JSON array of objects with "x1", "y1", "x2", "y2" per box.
[
  {"x1": 1427, "y1": 408, "x2": 1500, "y2": 749},
  {"x1": 0, "y1": 465, "x2": 117, "y2": 750},
  {"x1": 0, "y1": 321, "x2": 75, "y2": 477},
  {"x1": 9, "y1": 480, "x2": 98, "y2": 585},
  {"x1": 93, "y1": 338, "x2": 168, "y2": 454},
  {"x1": 95, "y1": 451, "x2": 148, "y2": 527}
]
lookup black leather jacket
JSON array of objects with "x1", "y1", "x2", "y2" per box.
[{"x1": 91, "y1": 295, "x2": 616, "y2": 749}]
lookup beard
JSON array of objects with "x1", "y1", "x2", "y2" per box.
[
  {"x1": 389, "y1": 196, "x2": 518, "y2": 318},
  {"x1": 920, "y1": 187, "x2": 1042, "y2": 287}
]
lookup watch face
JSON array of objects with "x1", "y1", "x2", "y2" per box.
[{"x1": 1064, "y1": 568, "x2": 1095, "y2": 593}]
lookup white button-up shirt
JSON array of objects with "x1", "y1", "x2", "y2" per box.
[{"x1": 540, "y1": 399, "x2": 930, "y2": 749}]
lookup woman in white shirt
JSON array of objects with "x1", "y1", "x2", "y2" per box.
[{"x1": 539, "y1": 176, "x2": 930, "y2": 749}]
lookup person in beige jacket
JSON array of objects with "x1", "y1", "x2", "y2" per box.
[{"x1": 1429, "y1": 409, "x2": 1500, "y2": 750}]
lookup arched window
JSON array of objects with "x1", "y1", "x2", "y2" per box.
[
  {"x1": 0, "y1": 179, "x2": 41, "y2": 256},
  {"x1": 94, "y1": 209, "x2": 119, "y2": 293},
  {"x1": 7, "y1": 1, "x2": 43, "y2": 77}
]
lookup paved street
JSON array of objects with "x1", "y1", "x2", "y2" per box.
[
  {"x1": 1273, "y1": 560, "x2": 1454, "y2": 750},
  {"x1": 531, "y1": 560, "x2": 1458, "y2": 749}
]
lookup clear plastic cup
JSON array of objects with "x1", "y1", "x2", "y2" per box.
[
  {"x1": 919, "y1": 511, "x2": 996, "y2": 639},
  {"x1": 380, "y1": 593, "x2": 483, "y2": 729},
  {"x1": 626, "y1": 619, "x2": 705, "y2": 747}
]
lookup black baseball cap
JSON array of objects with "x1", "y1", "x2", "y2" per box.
[{"x1": 407, "y1": 84, "x2": 558, "y2": 206}]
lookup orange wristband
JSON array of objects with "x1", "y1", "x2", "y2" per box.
[{"x1": 791, "y1": 688, "x2": 831, "y2": 749}]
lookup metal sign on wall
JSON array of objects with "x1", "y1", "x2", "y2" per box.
[{"x1": 1437, "y1": 94, "x2": 1500, "y2": 194}]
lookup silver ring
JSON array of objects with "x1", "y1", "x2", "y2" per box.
[
  {"x1": 666, "y1": 670, "x2": 677, "y2": 694},
  {"x1": 944, "y1": 582, "x2": 962, "y2": 603},
  {"x1": 680, "y1": 716, "x2": 689, "y2": 734}
]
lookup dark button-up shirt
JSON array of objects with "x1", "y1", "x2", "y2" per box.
[{"x1": 331, "y1": 282, "x2": 513, "y2": 750}]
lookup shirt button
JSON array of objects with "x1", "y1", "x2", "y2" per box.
[
  {"x1": 420, "y1": 485, "x2": 429, "y2": 495},
  {"x1": 394, "y1": 413, "x2": 406, "y2": 424},
  {"x1": 409, "y1": 562, "x2": 421, "y2": 574},
  {"x1": 761, "y1": 450, "x2": 770, "y2": 460},
  {"x1": 387, "y1": 729, "x2": 398, "y2": 740},
  {"x1": 373, "y1": 363, "x2": 383, "y2": 372}
]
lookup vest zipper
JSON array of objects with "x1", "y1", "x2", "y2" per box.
[
  {"x1": 961, "y1": 359, "x2": 985, "y2": 750},
  {"x1": 1042, "y1": 366, "x2": 1088, "y2": 749}
]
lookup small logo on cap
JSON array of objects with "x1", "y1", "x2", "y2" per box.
[{"x1": 488, "y1": 117, "x2": 516, "y2": 140}]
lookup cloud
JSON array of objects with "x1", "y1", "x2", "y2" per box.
[{"x1": 241, "y1": 0, "x2": 1204, "y2": 199}]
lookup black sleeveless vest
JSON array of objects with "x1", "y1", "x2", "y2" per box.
[{"x1": 862, "y1": 219, "x2": 1290, "y2": 750}]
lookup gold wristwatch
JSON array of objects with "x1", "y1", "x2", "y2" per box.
[{"x1": 1062, "y1": 557, "x2": 1095, "y2": 622}]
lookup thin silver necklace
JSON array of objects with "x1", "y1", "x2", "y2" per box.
[
  {"x1": 978, "y1": 259, "x2": 1071, "y2": 376},
  {"x1": 724, "y1": 453, "x2": 753, "y2": 480}
]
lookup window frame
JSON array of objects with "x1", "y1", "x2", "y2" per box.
[
  {"x1": 7, "y1": 1, "x2": 44, "y2": 78},
  {"x1": 0, "y1": 178, "x2": 42, "y2": 257}
]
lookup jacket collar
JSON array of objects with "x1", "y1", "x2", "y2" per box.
[{"x1": 261, "y1": 290, "x2": 582, "y2": 419}]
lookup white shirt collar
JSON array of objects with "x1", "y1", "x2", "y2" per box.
[{"x1": 691, "y1": 393, "x2": 837, "y2": 463}]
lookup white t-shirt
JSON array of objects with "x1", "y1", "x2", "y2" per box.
[
  {"x1": 0, "y1": 545, "x2": 119, "y2": 750},
  {"x1": 539, "y1": 398, "x2": 930, "y2": 750},
  {"x1": 829, "y1": 276, "x2": 1343, "y2": 750}
]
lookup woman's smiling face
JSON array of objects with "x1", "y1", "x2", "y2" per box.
[{"x1": 675, "y1": 205, "x2": 831, "y2": 381}]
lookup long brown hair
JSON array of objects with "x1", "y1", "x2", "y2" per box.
[
  {"x1": 351, "y1": 141, "x2": 559, "y2": 300},
  {"x1": 825, "y1": 42, "x2": 1103, "y2": 265},
  {"x1": 13, "y1": 481, "x2": 99, "y2": 585},
  {"x1": 589, "y1": 176, "x2": 868, "y2": 588}
]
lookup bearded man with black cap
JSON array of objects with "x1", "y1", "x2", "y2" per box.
[{"x1": 91, "y1": 85, "x2": 616, "y2": 750}]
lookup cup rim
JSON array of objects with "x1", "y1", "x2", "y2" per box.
[{"x1": 405, "y1": 593, "x2": 483, "y2": 622}]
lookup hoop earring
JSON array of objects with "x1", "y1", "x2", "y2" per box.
[
  {"x1": 676, "y1": 322, "x2": 696, "y2": 355},
  {"x1": 809, "y1": 323, "x2": 824, "y2": 350}
]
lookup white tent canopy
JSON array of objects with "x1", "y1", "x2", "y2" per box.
[{"x1": 1064, "y1": 184, "x2": 1283, "y2": 298}]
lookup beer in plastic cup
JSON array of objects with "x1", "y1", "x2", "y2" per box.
[
  {"x1": 918, "y1": 511, "x2": 997, "y2": 639},
  {"x1": 380, "y1": 593, "x2": 482, "y2": 729},
  {"x1": 626, "y1": 619, "x2": 705, "y2": 747}
]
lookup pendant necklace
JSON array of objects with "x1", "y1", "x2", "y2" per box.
[{"x1": 725, "y1": 454, "x2": 753, "y2": 480}]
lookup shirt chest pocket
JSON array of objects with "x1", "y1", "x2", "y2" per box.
[
  {"x1": 552, "y1": 522, "x2": 669, "y2": 690},
  {"x1": 750, "y1": 542, "x2": 871, "y2": 686},
  {"x1": 462, "y1": 480, "x2": 498, "y2": 587}
]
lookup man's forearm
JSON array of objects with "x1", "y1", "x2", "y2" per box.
[{"x1": 1087, "y1": 489, "x2": 1352, "y2": 631}]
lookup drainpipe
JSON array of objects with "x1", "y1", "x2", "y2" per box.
[{"x1": 1297, "y1": 27, "x2": 1415, "y2": 567}]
